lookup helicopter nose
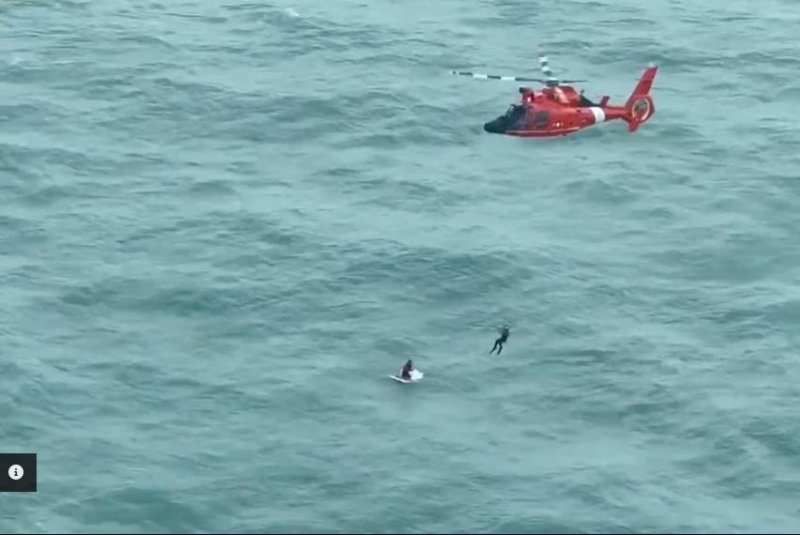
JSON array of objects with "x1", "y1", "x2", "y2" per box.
[{"x1": 483, "y1": 118, "x2": 508, "y2": 134}]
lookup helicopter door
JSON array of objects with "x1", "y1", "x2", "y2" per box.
[{"x1": 532, "y1": 111, "x2": 550, "y2": 129}]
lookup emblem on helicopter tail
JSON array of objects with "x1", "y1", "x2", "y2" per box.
[{"x1": 632, "y1": 98, "x2": 651, "y2": 121}]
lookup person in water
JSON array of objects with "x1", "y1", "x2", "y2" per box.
[
  {"x1": 401, "y1": 359, "x2": 414, "y2": 379},
  {"x1": 490, "y1": 326, "x2": 510, "y2": 355}
]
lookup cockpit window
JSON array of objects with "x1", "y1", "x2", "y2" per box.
[{"x1": 504, "y1": 105, "x2": 526, "y2": 122}]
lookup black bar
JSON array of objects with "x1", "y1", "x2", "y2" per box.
[{"x1": 0, "y1": 453, "x2": 37, "y2": 492}]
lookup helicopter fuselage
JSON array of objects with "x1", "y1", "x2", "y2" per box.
[{"x1": 483, "y1": 85, "x2": 629, "y2": 137}]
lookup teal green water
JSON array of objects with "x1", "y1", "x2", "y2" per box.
[{"x1": 2, "y1": 0, "x2": 800, "y2": 533}]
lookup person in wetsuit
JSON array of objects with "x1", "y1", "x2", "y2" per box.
[
  {"x1": 401, "y1": 359, "x2": 414, "y2": 379},
  {"x1": 490, "y1": 326, "x2": 510, "y2": 355}
]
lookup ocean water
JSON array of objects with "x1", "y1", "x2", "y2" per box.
[{"x1": 2, "y1": 0, "x2": 800, "y2": 532}]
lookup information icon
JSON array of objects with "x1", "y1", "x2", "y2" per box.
[
  {"x1": 8, "y1": 464, "x2": 23, "y2": 481},
  {"x1": 0, "y1": 453, "x2": 37, "y2": 492}
]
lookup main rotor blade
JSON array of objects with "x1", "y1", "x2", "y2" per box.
[
  {"x1": 538, "y1": 55, "x2": 586, "y2": 85},
  {"x1": 450, "y1": 70, "x2": 545, "y2": 82},
  {"x1": 538, "y1": 55, "x2": 555, "y2": 79}
]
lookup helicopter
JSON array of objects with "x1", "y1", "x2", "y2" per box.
[{"x1": 451, "y1": 55, "x2": 658, "y2": 137}]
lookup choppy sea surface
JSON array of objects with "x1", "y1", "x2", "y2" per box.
[{"x1": 2, "y1": 0, "x2": 800, "y2": 532}]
